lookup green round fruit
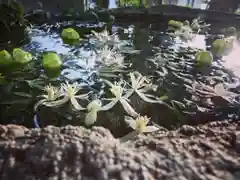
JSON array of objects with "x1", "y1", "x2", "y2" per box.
[
  {"x1": 12, "y1": 48, "x2": 33, "y2": 64},
  {"x1": 42, "y1": 52, "x2": 62, "y2": 77},
  {"x1": 195, "y1": 51, "x2": 213, "y2": 67},
  {"x1": 0, "y1": 50, "x2": 13, "y2": 67},
  {"x1": 168, "y1": 20, "x2": 183, "y2": 29},
  {"x1": 61, "y1": 28, "x2": 80, "y2": 41},
  {"x1": 211, "y1": 39, "x2": 227, "y2": 57}
]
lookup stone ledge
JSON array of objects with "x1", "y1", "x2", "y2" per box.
[{"x1": 0, "y1": 120, "x2": 239, "y2": 179}]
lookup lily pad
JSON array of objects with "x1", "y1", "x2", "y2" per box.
[
  {"x1": 0, "y1": 50, "x2": 13, "y2": 67},
  {"x1": 42, "y1": 52, "x2": 62, "y2": 78},
  {"x1": 195, "y1": 51, "x2": 213, "y2": 67},
  {"x1": 12, "y1": 48, "x2": 33, "y2": 64}
]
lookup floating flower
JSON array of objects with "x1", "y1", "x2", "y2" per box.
[
  {"x1": 175, "y1": 25, "x2": 195, "y2": 41},
  {"x1": 35, "y1": 81, "x2": 88, "y2": 111},
  {"x1": 56, "y1": 81, "x2": 89, "y2": 110},
  {"x1": 125, "y1": 115, "x2": 159, "y2": 134},
  {"x1": 91, "y1": 29, "x2": 120, "y2": 44},
  {"x1": 126, "y1": 72, "x2": 161, "y2": 103},
  {"x1": 34, "y1": 84, "x2": 61, "y2": 111},
  {"x1": 101, "y1": 80, "x2": 138, "y2": 117},
  {"x1": 96, "y1": 46, "x2": 124, "y2": 67},
  {"x1": 84, "y1": 99, "x2": 102, "y2": 126}
]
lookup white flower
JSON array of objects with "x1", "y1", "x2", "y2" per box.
[
  {"x1": 171, "y1": 25, "x2": 195, "y2": 41},
  {"x1": 125, "y1": 115, "x2": 159, "y2": 134},
  {"x1": 84, "y1": 99, "x2": 102, "y2": 126},
  {"x1": 91, "y1": 29, "x2": 120, "y2": 44},
  {"x1": 101, "y1": 80, "x2": 138, "y2": 117},
  {"x1": 43, "y1": 81, "x2": 89, "y2": 110},
  {"x1": 34, "y1": 84, "x2": 61, "y2": 111},
  {"x1": 126, "y1": 72, "x2": 161, "y2": 104},
  {"x1": 96, "y1": 46, "x2": 124, "y2": 67}
]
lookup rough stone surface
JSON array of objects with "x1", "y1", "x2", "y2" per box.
[{"x1": 0, "y1": 120, "x2": 239, "y2": 180}]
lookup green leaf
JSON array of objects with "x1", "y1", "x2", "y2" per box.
[{"x1": 13, "y1": 92, "x2": 32, "y2": 98}]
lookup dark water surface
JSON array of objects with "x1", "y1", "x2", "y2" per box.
[{"x1": 0, "y1": 21, "x2": 239, "y2": 137}]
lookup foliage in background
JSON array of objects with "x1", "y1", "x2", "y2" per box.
[
  {"x1": 0, "y1": 0, "x2": 26, "y2": 31},
  {"x1": 118, "y1": 0, "x2": 148, "y2": 8}
]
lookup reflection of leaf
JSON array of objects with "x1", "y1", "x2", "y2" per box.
[
  {"x1": 156, "y1": 67, "x2": 168, "y2": 77},
  {"x1": 5, "y1": 82, "x2": 14, "y2": 92},
  {"x1": 26, "y1": 80, "x2": 45, "y2": 90},
  {"x1": 159, "y1": 95, "x2": 168, "y2": 101},
  {"x1": 14, "y1": 92, "x2": 32, "y2": 98},
  {"x1": 171, "y1": 100, "x2": 186, "y2": 109},
  {"x1": 0, "y1": 99, "x2": 31, "y2": 105},
  {"x1": 99, "y1": 73, "x2": 119, "y2": 78}
]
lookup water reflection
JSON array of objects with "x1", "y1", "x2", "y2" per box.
[
  {"x1": 222, "y1": 41, "x2": 240, "y2": 77},
  {"x1": 0, "y1": 21, "x2": 239, "y2": 134}
]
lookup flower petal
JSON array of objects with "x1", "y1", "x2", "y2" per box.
[
  {"x1": 44, "y1": 97, "x2": 69, "y2": 107},
  {"x1": 124, "y1": 89, "x2": 134, "y2": 99},
  {"x1": 70, "y1": 97, "x2": 85, "y2": 110},
  {"x1": 137, "y1": 91, "x2": 162, "y2": 104},
  {"x1": 74, "y1": 93, "x2": 89, "y2": 100},
  {"x1": 120, "y1": 99, "x2": 138, "y2": 117},
  {"x1": 129, "y1": 72, "x2": 136, "y2": 88},
  {"x1": 34, "y1": 99, "x2": 46, "y2": 111},
  {"x1": 101, "y1": 99, "x2": 118, "y2": 111},
  {"x1": 85, "y1": 110, "x2": 98, "y2": 126},
  {"x1": 102, "y1": 79, "x2": 114, "y2": 87},
  {"x1": 124, "y1": 116, "x2": 137, "y2": 130},
  {"x1": 143, "y1": 125, "x2": 159, "y2": 133}
]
